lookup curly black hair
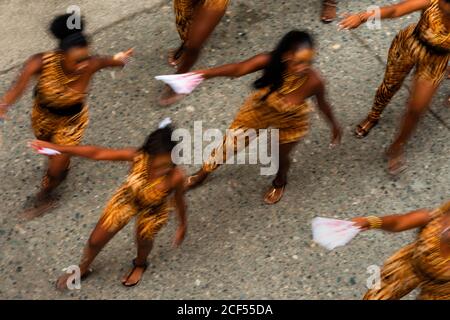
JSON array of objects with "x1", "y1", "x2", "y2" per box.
[
  {"x1": 49, "y1": 14, "x2": 88, "y2": 51},
  {"x1": 140, "y1": 126, "x2": 177, "y2": 156}
]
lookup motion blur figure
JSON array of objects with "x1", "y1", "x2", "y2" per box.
[
  {"x1": 0, "y1": 14, "x2": 133, "y2": 218},
  {"x1": 185, "y1": 31, "x2": 342, "y2": 205},
  {"x1": 159, "y1": 0, "x2": 230, "y2": 105},
  {"x1": 340, "y1": 0, "x2": 450, "y2": 175},
  {"x1": 353, "y1": 200, "x2": 450, "y2": 300},
  {"x1": 31, "y1": 124, "x2": 187, "y2": 289}
]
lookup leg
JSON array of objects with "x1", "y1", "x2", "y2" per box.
[
  {"x1": 186, "y1": 126, "x2": 257, "y2": 189},
  {"x1": 56, "y1": 221, "x2": 123, "y2": 290},
  {"x1": 264, "y1": 142, "x2": 298, "y2": 205},
  {"x1": 386, "y1": 77, "x2": 438, "y2": 175},
  {"x1": 355, "y1": 33, "x2": 414, "y2": 138},
  {"x1": 321, "y1": 0, "x2": 337, "y2": 24},
  {"x1": 121, "y1": 209, "x2": 169, "y2": 287},
  {"x1": 21, "y1": 154, "x2": 72, "y2": 220},
  {"x1": 160, "y1": 3, "x2": 228, "y2": 106},
  {"x1": 364, "y1": 244, "x2": 422, "y2": 300}
]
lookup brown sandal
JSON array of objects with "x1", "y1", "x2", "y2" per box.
[
  {"x1": 263, "y1": 184, "x2": 286, "y2": 205},
  {"x1": 321, "y1": 0, "x2": 337, "y2": 24},
  {"x1": 386, "y1": 148, "x2": 407, "y2": 176},
  {"x1": 355, "y1": 117, "x2": 379, "y2": 138},
  {"x1": 121, "y1": 259, "x2": 148, "y2": 288}
]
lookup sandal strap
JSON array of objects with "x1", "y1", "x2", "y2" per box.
[{"x1": 132, "y1": 259, "x2": 148, "y2": 269}]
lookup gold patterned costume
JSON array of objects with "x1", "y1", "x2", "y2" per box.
[
  {"x1": 99, "y1": 153, "x2": 171, "y2": 240},
  {"x1": 368, "y1": 0, "x2": 450, "y2": 120},
  {"x1": 32, "y1": 52, "x2": 89, "y2": 146},
  {"x1": 364, "y1": 201, "x2": 450, "y2": 300},
  {"x1": 203, "y1": 86, "x2": 310, "y2": 173},
  {"x1": 173, "y1": 0, "x2": 230, "y2": 42}
]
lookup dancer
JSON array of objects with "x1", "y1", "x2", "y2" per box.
[
  {"x1": 185, "y1": 30, "x2": 342, "y2": 205},
  {"x1": 30, "y1": 123, "x2": 187, "y2": 288},
  {"x1": 339, "y1": 0, "x2": 450, "y2": 174},
  {"x1": 0, "y1": 14, "x2": 133, "y2": 217},
  {"x1": 321, "y1": 0, "x2": 338, "y2": 23},
  {"x1": 352, "y1": 200, "x2": 450, "y2": 300},
  {"x1": 160, "y1": 0, "x2": 230, "y2": 105}
]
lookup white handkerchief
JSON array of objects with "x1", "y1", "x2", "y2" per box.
[
  {"x1": 155, "y1": 73, "x2": 204, "y2": 94},
  {"x1": 37, "y1": 148, "x2": 61, "y2": 156},
  {"x1": 312, "y1": 217, "x2": 361, "y2": 250}
]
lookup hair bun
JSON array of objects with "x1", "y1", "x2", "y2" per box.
[{"x1": 50, "y1": 14, "x2": 85, "y2": 40}]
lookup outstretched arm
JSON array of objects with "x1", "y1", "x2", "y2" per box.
[
  {"x1": 352, "y1": 208, "x2": 432, "y2": 232},
  {"x1": 172, "y1": 168, "x2": 187, "y2": 247},
  {"x1": 314, "y1": 77, "x2": 342, "y2": 147},
  {"x1": 0, "y1": 54, "x2": 43, "y2": 118},
  {"x1": 89, "y1": 48, "x2": 134, "y2": 72},
  {"x1": 31, "y1": 140, "x2": 137, "y2": 161},
  {"x1": 195, "y1": 53, "x2": 271, "y2": 79},
  {"x1": 339, "y1": 0, "x2": 430, "y2": 30}
]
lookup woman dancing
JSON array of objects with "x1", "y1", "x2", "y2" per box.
[
  {"x1": 31, "y1": 124, "x2": 187, "y2": 288},
  {"x1": 160, "y1": 0, "x2": 230, "y2": 105},
  {"x1": 339, "y1": 0, "x2": 450, "y2": 174},
  {"x1": 0, "y1": 14, "x2": 133, "y2": 217},
  {"x1": 352, "y1": 200, "x2": 450, "y2": 300},
  {"x1": 185, "y1": 30, "x2": 342, "y2": 205}
]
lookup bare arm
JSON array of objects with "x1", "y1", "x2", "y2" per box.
[
  {"x1": 313, "y1": 75, "x2": 342, "y2": 146},
  {"x1": 31, "y1": 140, "x2": 137, "y2": 161},
  {"x1": 89, "y1": 48, "x2": 134, "y2": 73},
  {"x1": 340, "y1": 0, "x2": 430, "y2": 29},
  {"x1": 0, "y1": 54, "x2": 42, "y2": 114},
  {"x1": 353, "y1": 209, "x2": 432, "y2": 232},
  {"x1": 196, "y1": 53, "x2": 271, "y2": 79},
  {"x1": 172, "y1": 168, "x2": 187, "y2": 247}
]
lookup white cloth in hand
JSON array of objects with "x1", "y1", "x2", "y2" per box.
[
  {"x1": 312, "y1": 217, "x2": 361, "y2": 250},
  {"x1": 155, "y1": 73, "x2": 204, "y2": 94}
]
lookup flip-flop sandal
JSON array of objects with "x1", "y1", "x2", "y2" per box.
[
  {"x1": 122, "y1": 259, "x2": 148, "y2": 288},
  {"x1": 168, "y1": 45, "x2": 185, "y2": 68},
  {"x1": 263, "y1": 184, "x2": 286, "y2": 205},
  {"x1": 387, "y1": 153, "x2": 407, "y2": 176},
  {"x1": 355, "y1": 117, "x2": 378, "y2": 138},
  {"x1": 321, "y1": 0, "x2": 337, "y2": 24}
]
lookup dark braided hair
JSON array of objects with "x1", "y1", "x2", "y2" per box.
[
  {"x1": 140, "y1": 126, "x2": 177, "y2": 156},
  {"x1": 253, "y1": 30, "x2": 314, "y2": 100},
  {"x1": 50, "y1": 14, "x2": 89, "y2": 51}
]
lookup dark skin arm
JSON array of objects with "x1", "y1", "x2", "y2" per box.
[
  {"x1": 352, "y1": 209, "x2": 432, "y2": 232},
  {"x1": 171, "y1": 168, "x2": 188, "y2": 247},
  {"x1": 0, "y1": 54, "x2": 43, "y2": 118},
  {"x1": 339, "y1": 0, "x2": 430, "y2": 29},
  {"x1": 312, "y1": 72, "x2": 342, "y2": 146},
  {"x1": 31, "y1": 140, "x2": 137, "y2": 162},
  {"x1": 196, "y1": 53, "x2": 271, "y2": 79},
  {"x1": 88, "y1": 48, "x2": 134, "y2": 73}
]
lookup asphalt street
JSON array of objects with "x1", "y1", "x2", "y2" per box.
[{"x1": 0, "y1": 0, "x2": 449, "y2": 299}]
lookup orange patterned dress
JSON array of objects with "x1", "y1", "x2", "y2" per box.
[
  {"x1": 32, "y1": 51, "x2": 89, "y2": 146},
  {"x1": 203, "y1": 86, "x2": 311, "y2": 173},
  {"x1": 364, "y1": 201, "x2": 450, "y2": 300},
  {"x1": 173, "y1": 0, "x2": 230, "y2": 42},
  {"x1": 99, "y1": 152, "x2": 172, "y2": 240}
]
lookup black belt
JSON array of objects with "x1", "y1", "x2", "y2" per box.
[
  {"x1": 413, "y1": 27, "x2": 450, "y2": 56},
  {"x1": 38, "y1": 102, "x2": 84, "y2": 116}
]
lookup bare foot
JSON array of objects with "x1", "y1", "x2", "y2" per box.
[
  {"x1": 20, "y1": 195, "x2": 58, "y2": 220},
  {"x1": 158, "y1": 85, "x2": 186, "y2": 106},
  {"x1": 168, "y1": 46, "x2": 185, "y2": 68},
  {"x1": 55, "y1": 268, "x2": 92, "y2": 291}
]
